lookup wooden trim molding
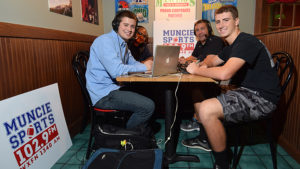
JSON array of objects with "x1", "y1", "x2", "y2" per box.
[
  {"x1": 255, "y1": 26, "x2": 300, "y2": 36},
  {"x1": 0, "y1": 22, "x2": 96, "y2": 43}
]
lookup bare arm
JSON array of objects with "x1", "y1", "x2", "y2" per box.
[
  {"x1": 187, "y1": 57, "x2": 245, "y2": 81},
  {"x1": 200, "y1": 54, "x2": 224, "y2": 67}
]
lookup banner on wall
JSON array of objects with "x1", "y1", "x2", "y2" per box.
[
  {"x1": 115, "y1": 0, "x2": 149, "y2": 23},
  {"x1": 153, "y1": 20, "x2": 197, "y2": 58},
  {"x1": 0, "y1": 83, "x2": 72, "y2": 169},
  {"x1": 202, "y1": 0, "x2": 237, "y2": 22},
  {"x1": 155, "y1": 0, "x2": 196, "y2": 20}
]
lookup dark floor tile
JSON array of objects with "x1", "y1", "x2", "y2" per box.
[
  {"x1": 51, "y1": 163, "x2": 64, "y2": 169},
  {"x1": 56, "y1": 149, "x2": 77, "y2": 163},
  {"x1": 259, "y1": 155, "x2": 292, "y2": 169},
  {"x1": 61, "y1": 164, "x2": 83, "y2": 169},
  {"x1": 251, "y1": 143, "x2": 272, "y2": 155},
  {"x1": 176, "y1": 141, "x2": 189, "y2": 153},
  {"x1": 70, "y1": 138, "x2": 88, "y2": 150},
  {"x1": 229, "y1": 145, "x2": 256, "y2": 155},
  {"x1": 189, "y1": 153, "x2": 213, "y2": 168},
  {"x1": 276, "y1": 145, "x2": 289, "y2": 156},
  {"x1": 238, "y1": 155, "x2": 266, "y2": 169},
  {"x1": 169, "y1": 160, "x2": 189, "y2": 168},
  {"x1": 67, "y1": 149, "x2": 87, "y2": 165},
  {"x1": 282, "y1": 156, "x2": 300, "y2": 169}
]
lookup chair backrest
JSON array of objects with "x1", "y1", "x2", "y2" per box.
[
  {"x1": 72, "y1": 51, "x2": 93, "y2": 109},
  {"x1": 272, "y1": 51, "x2": 294, "y2": 93}
]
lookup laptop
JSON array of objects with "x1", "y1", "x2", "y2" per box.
[{"x1": 130, "y1": 45, "x2": 180, "y2": 77}]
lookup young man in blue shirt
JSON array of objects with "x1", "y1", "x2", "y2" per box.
[{"x1": 86, "y1": 10, "x2": 154, "y2": 129}]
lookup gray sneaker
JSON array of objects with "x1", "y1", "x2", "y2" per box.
[
  {"x1": 180, "y1": 120, "x2": 200, "y2": 132},
  {"x1": 181, "y1": 137, "x2": 211, "y2": 151}
]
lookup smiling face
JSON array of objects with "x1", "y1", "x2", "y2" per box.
[
  {"x1": 194, "y1": 22, "x2": 209, "y2": 44},
  {"x1": 215, "y1": 12, "x2": 239, "y2": 44},
  {"x1": 135, "y1": 27, "x2": 148, "y2": 45},
  {"x1": 117, "y1": 17, "x2": 136, "y2": 42}
]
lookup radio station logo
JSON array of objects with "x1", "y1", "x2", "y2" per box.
[
  {"x1": 2, "y1": 102, "x2": 60, "y2": 169},
  {"x1": 162, "y1": 29, "x2": 195, "y2": 55}
]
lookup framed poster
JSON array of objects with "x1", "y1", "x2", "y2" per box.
[
  {"x1": 48, "y1": 0, "x2": 72, "y2": 17},
  {"x1": 81, "y1": 0, "x2": 99, "y2": 25}
]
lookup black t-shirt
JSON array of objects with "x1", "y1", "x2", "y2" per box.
[
  {"x1": 192, "y1": 35, "x2": 224, "y2": 61},
  {"x1": 219, "y1": 32, "x2": 281, "y2": 104},
  {"x1": 128, "y1": 42, "x2": 152, "y2": 62}
]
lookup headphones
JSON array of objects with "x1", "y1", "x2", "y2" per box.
[
  {"x1": 193, "y1": 19, "x2": 213, "y2": 36},
  {"x1": 112, "y1": 10, "x2": 138, "y2": 32}
]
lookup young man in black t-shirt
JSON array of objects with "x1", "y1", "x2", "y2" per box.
[{"x1": 186, "y1": 5, "x2": 281, "y2": 169}]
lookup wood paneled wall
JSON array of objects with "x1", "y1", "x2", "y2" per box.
[
  {"x1": 256, "y1": 26, "x2": 300, "y2": 163},
  {"x1": 0, "y1": 22, "x2": 96, "y2": 137}
]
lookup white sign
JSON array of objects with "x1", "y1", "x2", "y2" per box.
[
  {"x1": 155, "y1": 0, "x2": 196, "y2": 21},
  {"x1": 153, "y1": 20, "x2": 197, "y2": 58},
  {"x1": 0, "y1": 83, "x2": 72, "y2": 169}
]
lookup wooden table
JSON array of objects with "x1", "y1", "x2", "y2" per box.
[
  {"x1": 116, "y1": 73, "x2": 216, "y2": 83},
  {"x1": 117, "y1": 73, "x2": 216, "y2": 167}
]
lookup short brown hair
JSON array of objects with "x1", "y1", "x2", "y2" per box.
[
  {"x1": 112, "y1": 10, "x2": 138, "y2": 32},
  {"x1": 215, "y1": 5, "x2": 238, "y2": 19}
]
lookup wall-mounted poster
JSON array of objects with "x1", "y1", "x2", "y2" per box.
[
  {"x1": 115, "y1": 0, "x2": 149, "y2": 23},
  {"x1": 202, "y1": 0, "x2": 237, "y2": 22},
  {"x1": 153, "y1": 20, "x2": 197, "y2": 58},
  {"x1": 155, "y1": 0, "x2": 196, "y2": 21},
  {"x1": 48, "y1": 0, "x2": 72, "y2": 17},
  {"x1": 81, "y1": 0, "x2": 99, "y2": 25}
]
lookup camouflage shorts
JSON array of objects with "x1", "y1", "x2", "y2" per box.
[{"x1": 216, "y1": 87, "x2": 277, "y2": 123}]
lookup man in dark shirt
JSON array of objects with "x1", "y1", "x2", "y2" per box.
[
  {"x1": 186, "y1": 5, "x2": 281, "y2": 169},
  {"x1": 179, "y1": 20, "x2": 225, "y2": 152},
  {"x1": 178, "y1": 19, "x2": 224, "y2": 64}
]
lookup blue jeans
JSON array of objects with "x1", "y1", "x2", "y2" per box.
[{"x1": 94, "y1": 89, "x2": 155, "y2": 129}]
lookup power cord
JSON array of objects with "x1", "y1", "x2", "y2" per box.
[{"x1": 164, "y1": 73, "x2": 183, "y2": 145}]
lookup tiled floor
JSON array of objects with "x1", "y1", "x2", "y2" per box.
[{"x1": 52, "y1": 119, "x2": 300, "y2": 169}]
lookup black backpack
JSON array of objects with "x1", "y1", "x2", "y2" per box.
[
  {"x1": 82, "y1": 148, "x2": 163, "y2": 169},
  {"x1": 93, "y1": 124, "x2": 157, "y2": 150}
]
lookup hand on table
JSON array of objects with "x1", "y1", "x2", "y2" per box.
[{"x1": 143, "y1": 59, "x2": 153, "y2": 71}]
